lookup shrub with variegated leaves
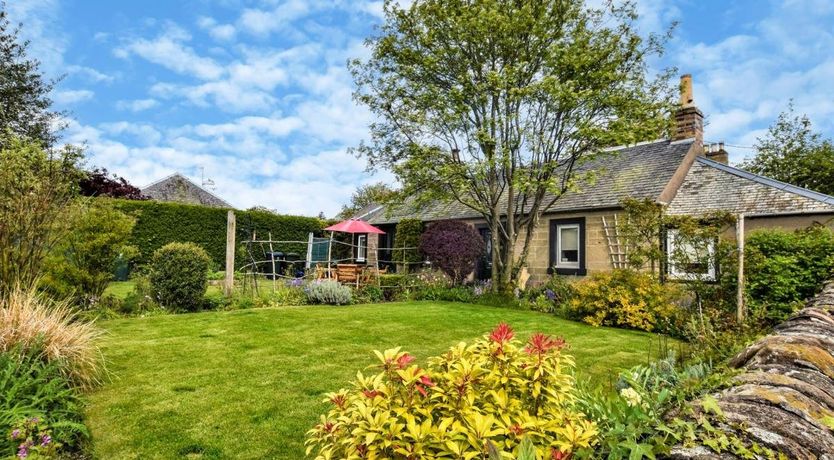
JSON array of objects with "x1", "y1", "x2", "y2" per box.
[{"x1": 305, "y1": 323, "x2": 597, "y2": 459}]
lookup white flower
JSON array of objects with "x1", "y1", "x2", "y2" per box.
[{"x1": 620, "y1": 387, "x2": 642, "y2": 407}]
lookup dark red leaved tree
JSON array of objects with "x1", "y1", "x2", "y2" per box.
[
  {"x1": 79, "y1": 168, "x2": 148, "y2": 200},
  {"x1": 419, "y1": 220, "x2": 484, "y2": 285}
]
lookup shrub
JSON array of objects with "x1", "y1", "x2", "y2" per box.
[
  {"x1": 148, "y1": 242, "x2": 211, "y2": 311},
  {"x1": 41, "y1": 200, "x2": 137, "y2": 306},
  {"x1": 1, "y1": 347, "x2": 88, "y2": 457},
  {"x1": 0, "y1": 287, "x2": 103, "y2": 389},
  {"x1": 419, "y1": 220, "x2": 484, "y2": 284},
  {"x1": 306, "y1": 324, "x2": 597, "y2": 459},
  {"x1": 110, "y1": 199, "x2": 326, "y2": 266},
  {"x1": 304, "y1": 280, "x2": 352, "y2": 305},
  {"x1": 391, "y1": 218, "x2": 423, "y2": 271},
  {"x1": 0, "y1": 135, "x2": 83, "y2": 297},
  {"x1": 354, "y1": 285, "x2": 384, "y2": 304},
  {"x1": 523, "y1": 275, "x2": 575, "y2": 314},
  {"x1": 746, "y1": 225, "x2": 834, "y2": 322},
  {"x1": 567, "y1": 269, "x2": 683, "y2": 334}
]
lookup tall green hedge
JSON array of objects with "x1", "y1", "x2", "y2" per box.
[{"x1": 108, "y1": 199, "x2": 326, "y2": 268}]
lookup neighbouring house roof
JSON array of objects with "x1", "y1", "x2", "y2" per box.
[
  {"x1": 367, "y1": 138, "x2": 697, "y2": 224},
  {"x1": 667, "y1": 157, "x2": 834, "y2": 216},
  {"x1": 142, "y1": 173, "x2": 233, "y2": 208}
]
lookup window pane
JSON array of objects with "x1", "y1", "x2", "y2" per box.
[{"x1": 559, "y1": 226, "x2": 579, "y2": 263}]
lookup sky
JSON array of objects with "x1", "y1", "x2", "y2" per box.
[{"x1": 7, "y1": 0, "x2": 834, "y2": 216}]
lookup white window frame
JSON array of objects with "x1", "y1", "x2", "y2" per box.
[
  {"x1": 666, "y1": 229, "x2": 716, "y2": 281},
  {"x1": 555, "y1": 224, "x2": 581, "y2": 270},
  {"x1": 356, "y1": 234, "x2": 367, "y2": 263}
]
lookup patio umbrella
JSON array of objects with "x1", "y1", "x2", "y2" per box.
[
  {"x1": 323, "y1": 219, "x2": 385, "y2": 276},
  {"x1": 324, "y1": 219, "x2": 385, "y2": 234}
]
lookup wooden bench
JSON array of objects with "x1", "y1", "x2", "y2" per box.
[{"x1": 334, "y1": 264, "x2": 362, "y2": 287}]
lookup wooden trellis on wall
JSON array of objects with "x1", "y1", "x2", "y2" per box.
[{"x1": 601, "y1": 214, "x2": 629, "y2": 269}]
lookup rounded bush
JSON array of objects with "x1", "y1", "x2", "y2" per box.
[
  {"x1": 149, "y1": 242, "x2": 211, "y2": 311},
  {"x1": 419, "y1": 220, "x2": 484, "y2": 284},
  {"x1": 304, "y1": 280, "x2": 352, "y2": 305}
]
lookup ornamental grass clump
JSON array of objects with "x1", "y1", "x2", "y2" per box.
[
  {"x1": 0, "y1": 286, "x2": 103, "y2": 389},
  {"x1": 305, "y1": 323, "x2": 597, "y2": 459}
]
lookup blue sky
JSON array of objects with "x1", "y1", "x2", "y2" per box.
[{"x1": 7, "y1": 0, "x2": 834, "y2": 216}]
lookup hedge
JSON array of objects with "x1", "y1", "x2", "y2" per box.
[{"x1": 107, "y1": 199, "x2": 326, "y2": 268}]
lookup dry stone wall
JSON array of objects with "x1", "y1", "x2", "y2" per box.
[{"x1": 670, "y1": 282, "x2": 834, "y2": 459}]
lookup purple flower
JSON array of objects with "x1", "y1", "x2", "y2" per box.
[
  {"x1": 17, "y1": 441, "x2": 32, "y2": 459},
  {"x1": 40, "y1": 434, "x2": 51, "y2": 446},
  {"x1": 11, "y1": 429, "x2": 20, "y2": 439},
  {"x1": 30, "y1": 417, "x2": 39, "y2": 424},
  {"x1": 545, "y1": 289, "x2": 556, "y2": 301}
]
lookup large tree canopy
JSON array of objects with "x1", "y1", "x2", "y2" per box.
[
  {"x1": 739, "y1": 103, "x2": 834, "y2": 196},
  {"x1": 337, "y1": 182, "x2": 397, "y2": 219},
  {"x1": 351, "y1": 0, "x2": 674, "y2": 291},
  {"x1": 0, "y1": 6, "x2": 62, "y2": 148}
]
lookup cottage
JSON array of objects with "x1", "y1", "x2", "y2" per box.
[
  {"x1": 141, "y1": 173, "x2": 233, "y2": 208},
  {"x1": 357, "y1": 75, "x2": 834, "y2": 282}
]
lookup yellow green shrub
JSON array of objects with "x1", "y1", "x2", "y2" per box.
[
  {"x1": 305, "y1": 324, "x2": 597, "y2": 459},
  {"x1": 567, "y1": 269, "x2": 682, "y2": 334}
]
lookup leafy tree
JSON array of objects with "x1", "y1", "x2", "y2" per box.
[
  {"x1": 337, "y1": 182, "x2": 396, "y2": 219},
  {"x1": 0, "y1": 5, "x2": 62, "y2": 148},
  {"x1": 41, "y1": 200, "x2": 138, "y2": 305},
  {"x1": 351, "y1": 0, "x2": 674, "y2": 292},
  {"x1": 392, "y1": 218, "x2": 423, "y2": 272},
  {"x1": 0, "y1": 134, "x2": 83, "y2": 298},
  {"x1": 419, "y1": 220, "x2": 484, "y2": 284},
  {"x1": 739, "y1": 103, "x2": 834, "y2": 195},
  {"x1": 78, "y1": 168, "x2": 147, "y2": 200}
]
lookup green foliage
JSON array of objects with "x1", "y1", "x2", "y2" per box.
[
  {"x1": 305, "y1": 324, "x2": 597, "y2": 459},
  {"x1": 746, "y1": 225, "x2": 834, "y2": 322},
  {"x1": 567, "y1": 269, "x2": 684, "y2": 335},
  {"x1": 739, "y1": 102, "x2": 834, "y2": 195},
  {"x1": 1, "y1": 346, "x2": 88, "y2": 457},
  {"x1": 41, "y1": 199, "x2": 137, "y2": 305},
  {"x1": 352, "y1": 0, "x2": 674, "y2": 292},
  {"x1": 354, "y1": 285, "x2": 384, "y2": 304},
  {"x1": 574, "y1": 354, "x2": 722, "y2": 459},
  {"x1": 391, "y1": 218, "x2": 423, "y2": 269},
  {"x1": 337, "y1": 182, "x2": 396, "y2": 219},
  {"x1": 148, "y1": 243, "x2": 211, "y2": 311},
  {"x1": 522, "y1": 275, "x2": 576, "y2": 314},
  {"x1": 304, "y1": 280, "x2": 353, "y2": 305},
  {"x1": 0, "y1": 135, "x2": 83, "y2": 297},
  {"x1": 621, "y1": 198, "x2": 666, "y2": 274},
  {"x1": 0, "y1": 7, "x2": 61, "y2": 148},
  {"x1": 109, "y1": 198, "x2": 325, "y2": 267}
]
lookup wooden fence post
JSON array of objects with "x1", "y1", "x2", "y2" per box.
[
  {"x1": 224, "y1": 210, "x2": 236, "y2": 296},
  {"x1": 737, "y1": 213, "x2": 745, "y2": 322}
]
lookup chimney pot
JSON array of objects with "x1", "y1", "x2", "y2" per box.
[{"x1": 672, "y1": 74, "x2": 703, "y2": 143}]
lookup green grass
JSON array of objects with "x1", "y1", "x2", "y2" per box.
[
  {"x1": 86, "y1": 302, "x2": 667, "y2": 459},
  {"x1": 104, "y1": 280, "x2": 222, "y2": 299}
]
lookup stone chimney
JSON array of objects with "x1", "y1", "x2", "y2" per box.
[
  {"x1": 673, "y1": 74, "x2": 704, "y2": 143},
  {"x1": 706, "y1": 142, "x2": 729, "y2": 164}
]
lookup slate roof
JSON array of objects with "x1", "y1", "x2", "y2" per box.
[
  {"x1": 142, "y1": 173, "x2": 233, "y2": 208},
  {"x1": 368, "y1": 138, "x2": 696, "y2": 224},
  {"x1": 667, "y1": 157, "x2": 834, "y2": 216}
]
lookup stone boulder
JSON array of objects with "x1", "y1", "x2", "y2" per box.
[{"x1": 669, "y1": 282, "x2": 834, "y2": 460}]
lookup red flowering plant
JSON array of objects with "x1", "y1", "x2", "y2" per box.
[{"x1": 306, "y1": 324, "x2": 597, "y2": 459}]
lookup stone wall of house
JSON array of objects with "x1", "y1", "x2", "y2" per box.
[
  {"x1": 522, "y1": 210, "x2": 616, "y2": 281},
  {"x1": 670, "y1": 281, "x2": 834, "y2": 459}
]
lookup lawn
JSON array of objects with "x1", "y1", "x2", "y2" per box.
[{"x1": 86, "y1": 302, "x2": 667, "y2": 459}]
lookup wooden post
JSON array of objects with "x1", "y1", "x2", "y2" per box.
[
  {"x1": 268, "y1": 232, "x2": 276, "y2": 293},
  {"x1": 224, "y1": 210, "x2": 236, "y2": 296},
  {"x1": 327, "y1": 231, "x2": 334, "y2": 278},
  {"x1": 736, "y1": 213, "x2": 745, "y2": 322}
]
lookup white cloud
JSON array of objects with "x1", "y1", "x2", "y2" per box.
[
  {"x1": 237, "y1": 0, "x2": 312, "y2": 36},
  {"x1": 117, "y1": 25, "x2": 225, "y2": 80},
  {"x1": 66, "y1": 65, "x2": 115, "y2": 83},
  {"x1": 53, "y1": 89, "x2": 94, "y2": 105},
  {"x1": 116, "y1": 98, "x2": 159, "y2": 112},
  {"x1": 197, "y1": 16, "x2": 236, "y2": 41}
]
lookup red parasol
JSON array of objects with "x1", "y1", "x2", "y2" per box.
[{"x1": 324, "y1": 219, "x2": 385, "y2": 234}]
